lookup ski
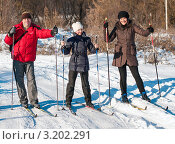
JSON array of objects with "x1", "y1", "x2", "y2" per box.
[
  {"x1": 36, "y1": 108, "x2": 57, "y2": 117},
  {"x1": 75, "y1": 101, "x2": 114, "y2": 116},
  {"x1": 57, "y1": 106, "x2": 77, "y2": 116},
  {"x1": 149, "y1": 102, "x2": 168, "y2": 111},
  {"x1": 128, "y1": 102, "x2": 147, "y2": 110},
  {"x1": 115, "y1": 98, "x2": 147, "y2": 111},
  {"x1": 68, "y1": 107, "x2": 77, "y2": 116},
  {"x1": 64, "y1": 106, "x2": 77, "y2": 116},
  {"x1": 23, "y1": 107, "x2": 37, "y2": 118},
  {"x1": 131, "y1": 98, "x2": 168, "y2": 111}
]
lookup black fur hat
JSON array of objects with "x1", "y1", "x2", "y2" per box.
[{"x1": 118, "y1": 11, "x2": 129, "y2": 19}]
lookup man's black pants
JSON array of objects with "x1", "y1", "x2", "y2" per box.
[{"x1": 13, "y1": 60, "x2": 38, "y2": 105}]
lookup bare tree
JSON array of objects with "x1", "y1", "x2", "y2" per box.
[{"x1": 0, "y1": 0, "x2": 175, "y2": 32}]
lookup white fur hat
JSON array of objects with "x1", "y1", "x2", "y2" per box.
[{"x1": 72, "y1": 22, "x2": 83, "y2": 32}]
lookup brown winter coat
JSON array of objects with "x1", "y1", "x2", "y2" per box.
[{"x1": 106, "y1": 20, "x2": 150, "y2": 67}]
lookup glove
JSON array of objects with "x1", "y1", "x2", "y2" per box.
[
  {"x1": 51, "y1": 25, "x2": 58, "y2": 36},
  {"x1": 147, "y1": 26, "x2": 154, "y2": 33},
  {"x1": 8, "y1": 26, "x2": 16, "y2": 37},
  {"x1": 96, "y1": 48, "x2": 99, "y2": 52},
  {"x1": 104, "y1": 21, "x2": 108, "y2": 29}
]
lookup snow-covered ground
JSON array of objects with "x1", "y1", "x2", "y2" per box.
[
  {"x1": 0, "y1": 49, "x2": 175, "y2": 129},
  {"x1": 0, "y1": 31, "x2": 175, "y2": 143}
]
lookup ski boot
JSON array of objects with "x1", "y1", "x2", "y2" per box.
[
  {"x1": 122, "y1": 93, "x2": 129, "y2": 103},
  {"x1": 22, "y1": 103, "x2": 28, "y2": 108},
  {"x1": 141, "y1": 92, "x2": 151, "y2": 102},
  {"x1": 86, "y1": 102, "x2": 95, "y2": 108},
  {"x1": 66, "y1": 102, "x2": 71, "y2": 109},
  {"x1": 32, "y1": 103, "x2": 40, "y2": 109}
]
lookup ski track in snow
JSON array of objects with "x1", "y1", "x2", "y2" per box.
[{"x1": 0, "y1": 52, "x2": 175, "y2": 129}]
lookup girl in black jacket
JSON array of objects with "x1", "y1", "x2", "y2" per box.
[{"x1": 61, "y1": 22, "x2": 99, "y2": 108}]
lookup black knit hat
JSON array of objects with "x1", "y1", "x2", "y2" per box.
[
  {"x1": 118, "y1": 11, "x2": 129, "y2": 19},
  {"x1": 22, "y1": 12, "x2": 32, "y2": 20}
]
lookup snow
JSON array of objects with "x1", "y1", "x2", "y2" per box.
[
  {"x1": 0, "y1": 50, "x2": 175, "y2": 128},
  {"x1": 0, "y1": 31, "x2": 175, "y2": 143}
]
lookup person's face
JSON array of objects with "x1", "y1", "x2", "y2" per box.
[
  {"x1": 120, "y1": 17, "x2": 128, "y2": 25},
  {"x1": 75, "y1": 29, "x2": 83, "y2": 35},
  {"x1": 22, "y1": 18, "x2": 31, "y2": 29}
]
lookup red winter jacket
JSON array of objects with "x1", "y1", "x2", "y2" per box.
[{"x1": 4, "y1": 21, "x2": 53, "y2": 62}]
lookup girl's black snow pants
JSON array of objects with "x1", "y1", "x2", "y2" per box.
[{"x1": 66, "y1": 70, "x2": 91, "y2": 104}]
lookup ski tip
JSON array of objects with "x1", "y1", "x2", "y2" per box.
[
  {"x1": 97, "y1": 107, "x2": 101, "y2": 111},
  {"x1": 70, "y1": 110, "x2": 76, "y2": 116},
  {"x1": 62, "y1": 107, "x2": 66, "y2": 110},
  {"x1": 165, "y1": 106, "x2": 168, "y2": 111}
]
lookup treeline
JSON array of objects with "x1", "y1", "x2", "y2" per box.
[
  {"x1": 0, "y1": 0, "x2": 92, "y2": 32},
  {"x1": 86, "y1": 0, "x2": 175, "y2": 34},
  {"x1": 0, "y1": 0, "x2": 175, "y2": 32},
  {"x1": 0, "y1": 0, "x2": 174, "y2": 53}
]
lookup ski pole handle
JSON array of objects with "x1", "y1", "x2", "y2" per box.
[
  {"x1": 54, "y1": 25, "x2": 57, "y2": 35},
  {"x1": 105, "y1": 17, "x2": 108, "y2": 23},
  {"x1": 104, "y1": 18, "x2": 109, "y2": 51},
  {"x1": 149, "y1": 22, "x2": 155, "y2": 53},
  {"x1": 62, "y1": 35, "x2": 65, "y2": 54},
  {"x1": 62, "y1": 35, "x2": 65, "y2": 41},
  {"x1": 95, "y1": 35, "x2": 98, "y2": 44},
  {"x1": 104, "y1": 17, "x2": 109, "y2": 43},
  {"x1": 149, "y1": 22, "x2": 152, "y2": 27},
  {"x1": 95, "y1": 35, "x2": 99, "y2": 54}
]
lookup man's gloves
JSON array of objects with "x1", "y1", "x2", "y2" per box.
[
  {"x1": 8, "y1": 26, "x2": 16, "y2": 37},
  {"x1": 147, "y1": 26, "x2": 154, "y2": 33},
  {"x1": 51, "y1": 25, "x2": 58, "y2": 36}
]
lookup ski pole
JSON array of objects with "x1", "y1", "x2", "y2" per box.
[
  {"x1": 62, "y1": 35, "x2": 65, "y2": 110},
  {"x1": 149, "y1": 23, "x2": 161, "y2": 97},
  {"x1": 11, "y1": 30, "x2": 15, "y2": 110},
  {"x1": 105, "y1": 18, "x2": 111, "y2": 105},
  {"x1": 54, "y1": 26, "x2": 59, "y2": 110},
  {"x1": 95, "y1": 35, "x2": 101, "y2": 108}
]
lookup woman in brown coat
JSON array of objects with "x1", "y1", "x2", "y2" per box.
[{"x1": 104, "y1": 11, "x2": 154, "y2": 103}]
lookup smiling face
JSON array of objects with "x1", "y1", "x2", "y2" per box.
[
  {"x1": 22, "y1": 18, "x2": 31, "y2": 30},
  {"x1": 119, "y1": 17, "x2": 128, "y2": 26},
  {"x1": 75, "y1": 29, "x2": 83, "y2": 35}
]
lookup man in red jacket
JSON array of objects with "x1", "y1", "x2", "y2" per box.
[{"x1": 4, "y1": 12, "x2": 58, "y2": 108}]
